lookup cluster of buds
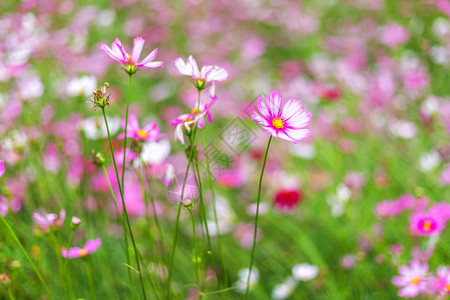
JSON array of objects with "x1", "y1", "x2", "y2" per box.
[
  {"x1": 92, "y1": 82, "x2": 110, "y2": 110},
  {"x1": 91, "y1": 150, "x2": 106, "y2": 166}
]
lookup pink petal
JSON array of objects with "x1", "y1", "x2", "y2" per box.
[
  {"x1": 187, "y1": 55, "x2": 200, "y2": 78},
  {"x1": 251, "y1": 112, "x2": 269, "y2": 126},
  {"x1": 100, "y1": 42, "x2": 125, "y2": 63},
  {"x1": 131, "y1": 36, "x2": 145, "y2": 64},
  {"x1": 266, "y1": 90, "x2": 282, "y2": 118},
  {"x1": 282, "y1": 128, "x2": 312, "y2": 142},
  {"x1": 62, "y1": 247, "x2": 83, "y2": 259},
  {"x1": 137, "y1": 48, "x2": 158, "y2": 66},
  {"x1": 284, "y1": 109, "x2": 311, "y2": 129},
  {"x1": 257, "y1": 95, "x2": 271, "y2": 120},
  {"x1": 140, "y1": 61, "x2": 164, "y2": 69},
  {"x1": 206, "y1": 67, "x2": 228, "y2": 82},
  {"x1": 84, "y1": 238, "x2": 101, "y2": 254},
  {"x1": 112, "y1": 38, "x2": 128, "y2": 62},
  {"x1": 280, "y1": 99, "x2": 303, "y2": 121},
  {"x1": 174, "y1": 57, "x2": 193, "y2": 76}
]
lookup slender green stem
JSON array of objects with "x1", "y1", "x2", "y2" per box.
[
  {"x1": 101, "y1": 164, "x2": 123, "y2": 222},
  {"x1": 101, "y1": 107, "x2": 140, "y2": 299},
  {"x1": 64, "y1": 229, "x2": 75, "y2": 300},
  {"x1": 143, "y1": 163, "x2": 166, "y2": 256},
  {"x1": 0, "y1": 214, "x2": 54, "y2": 300},
  {"x1": 165, "y1": 89, "x2": 202, "y2": 299},
  {"x1": 84, "y1": 260, "x2": 96, "y2": 300},
  {"x1": 189, "y1": 210, "x2": 201, "y2": 296},
  {"x1": 118, "y1": 74, "x2": 147, "y2": 299},
  {"x1": 121, "y1": 74, "x2": 132, "y2": 193},
  {"x1": 8, "y1": 288, "x2": 15, "y2": 300},
  {"x1": 192, "y1": 158, "x2": 221, "y2": 292},
  {"x1": 244, "y1": 135, "x2": 272, "y2": 300},
  {"x1": 202, "y1": 131, "x2": 229, "y2": 298},
  {"x1": 50, "y1": 232, "x2": 65, "y2": 293}
]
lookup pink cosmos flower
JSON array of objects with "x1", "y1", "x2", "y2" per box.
[
  {"x1": 392, "y1": 260, "x2": 428, "y2": 298},
  {"x1": 174, "y1": 55, "x2": 228, "y2": 88},
  {"x1": 100, "y1": 37, "x2": 163, "y2": 72},
  {"x1": 118, "y1": 114, "x2": 164, "y2": 142},
  {"x1": 410, "y1": 209, "x2": 446, "y2": 236},
  {"x1": 251, "y1": 91, "x2": 312, "y2": 143},
  {"x1": 62, "y1": 238, "x2": 101, "y2": 259},
  {"x1": 429, "y1": 266, "x2": 450, "y2": 296},
  {"x1": 170, "y1": 93, "x2": 217, "y2": 145},
  {"x1": 32, "y1": 209, "x2": 66, "y2": 233},
  {"x1": 0, "y1": 160, "x2": 5, "y2": 178}
]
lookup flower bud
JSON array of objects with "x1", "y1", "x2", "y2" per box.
[
  {"x1": 182, "y1": 198, "x2": 194, "y2": 210},
  {"x1": 125, "y1": 64, "x2": 137, "y2": 75},
  {"x1": 195, "y1": 79, "x2": 206, "y2": 90},
  {"x1": 71, "y1": 216, "x2": 81, "y2": 228},
  {"x1": 91, "y1": 150, "x2": 106, "y2": 166},
  {"x1": 92, "y1": 83, "x2": 110, "y2": 109}
]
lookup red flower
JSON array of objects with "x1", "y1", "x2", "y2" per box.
[{"x1": 274, "y1": 189, "x2": 302, "y2": 210}]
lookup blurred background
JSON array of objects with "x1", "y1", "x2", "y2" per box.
[{"x1": 0, "y1": 0, "x2": 449, "y2": 299}]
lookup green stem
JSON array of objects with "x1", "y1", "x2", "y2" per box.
[
  {"x1": 121, "y1": 74, "x2": 132, "y2": 194},
  {"x1": 84, "y1": 260, "x2": 96, "y2": 300},
  {"x1": 64, "y1": 229, "x2": 75, "y2": 300},
  {"x1": 143, "y1": 163, "x2": 166, "y2": 256},
  {"x1": 0, "y1": 214, "x2": 54, "y2": 300},
  {"x1": 50, "y1": 232, "x2": 64, "y2": 293},
  {"x1": 165, "y1": 89, "x2": 202, "y2": 299},
  {"x1": 118, "y1": 74, "x2": 147, "y2": 300},
  {"x1": 192, "y1": 158, "x2": 221, "y2": 292},
  {"x1": 189, "y1": 210, "x2": 201, "y2": 297},
  {"x1": 101, "y1": 107, "x2": 138, "y2": 299},
  {"x1": 244, "y1": 135, "x2": 272, "y2": 300},
  {"x1": 202, "y1": 131, "x2": 229, "y2": 298}
]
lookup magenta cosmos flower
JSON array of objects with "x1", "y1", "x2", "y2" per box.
[
  {"x1": 251, "y1": 91, "x2": 312, "y2": 143},
  {"x1": 174, "y1": 55, "x2": 228, "y2": 89},
  {"x1": 62, "y1": 238, "x2": 101, "y2": 259},
  {"x1": 410, "y1": 209, "x2": 446, "y2": 236},
  {"x1": 392, "y1": 260, "x2": 428, "y2": 298},
  {"x1": 118, "y1": 114, "x2": 164, "y2": 142},
  {"x1": 100, "y1": 37, "x2": 163, "y2": 74}
]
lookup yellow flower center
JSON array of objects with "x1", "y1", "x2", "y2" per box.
[
  {"x1": 445, "y1": 283, "x2": 450, "y2": 292},
  {"x1": 137, "y1": 129, "x2": 148, "y2": 138},
  {"x1": 411, "y1": 278, "x2": 420, "y2": 285},
  {"x1": 191, "y1": 108, "x2": 202, "y2": 114},
  {"x1": 127, "y1": 54, "x2": 132, "y2": 61},
  {"x1": 272, "y1": 118, "x2": 284, "y2": 129},
  {"x1": 422, "y1": 220, "x2": 432, "y2": 231},
  {"x1": 79, "y1": 249, "x2": 87, "y2": 257}
]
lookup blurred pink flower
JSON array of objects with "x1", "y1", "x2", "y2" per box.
[
  {"x1": 429, "y1": 266, "x2": 450, "y2": 296},
  {"x1": 392, "y1": 260, "x2": 428, "y2": 298},
  {"x1": 403, "y1": 70, "x2": 429, "y2": 89},
  {"x1": 118, "y1": 114, "x2": 164, "y2": 142},
  {"x1": 410, "y1": 210, "x2": 446, "y2": 236},
  {"x1": 33, "y1": 209, "x2": 65, "y2": 233},
  {"x1": 62, "y1": 238, "x2": 101, "y2": 259},
  {"x1": 251, "y1": 91, "x2": 312, "y2": 143},
  {"x1": 439, "y1": 164, "x2": 450, "y2": 186},
  {"x1": 100, "y1": 36, "x2": 163, "y2": 70},
  {"x1": 273, "y1": 188, "x2": 302, "y2": 211},
  {"x1": 380, "y1": 23, "x2": 410, "y2": 48}
]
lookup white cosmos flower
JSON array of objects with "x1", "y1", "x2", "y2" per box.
[
  {"x1": 292, "y1": 263, "x2": 319, "y2": 281},
  {"x1": 236, "y1": 267, "x2": 259, "y2": 293}
]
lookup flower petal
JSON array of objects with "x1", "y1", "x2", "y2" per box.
[
  {"x1": 100, "y1": 42, "x2": 125, "y2": 63},
  {"x1": 251, "y1": 112, "x2": 269, "y2": 126},
  {"x1": 138, "y1": 48, "x2": 158, "y2": 66},
  {"x1": 131, "y1": 36, "x2": 145, "y2": 64},
  {"x1": 187, "y1": 55, "x2": 200, "y2": 78},
  {"x1": 266, "y1": 90, "x2": 282, "y2": 118},
  {"x1": 206, "y1": 67, "x2": 228, "y2": 82},
  {"x1": 84, "y1": 238, "x2": 101, "y2": 254},
  {"x1": 140, "y1": 61, "x2": 164, "y2": 69}
]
